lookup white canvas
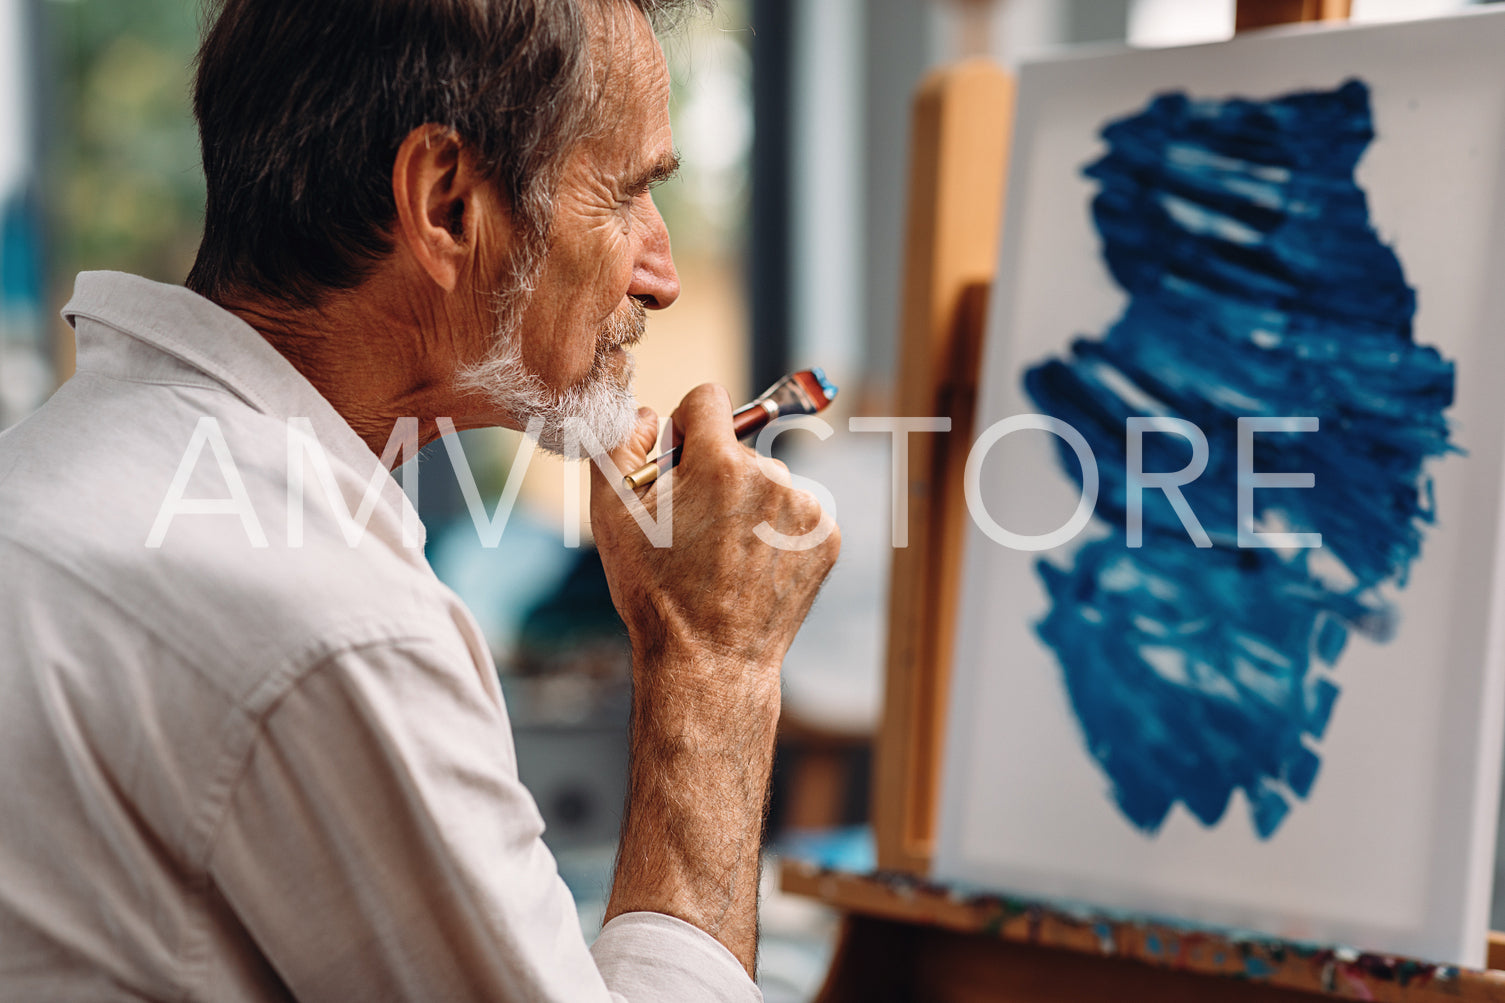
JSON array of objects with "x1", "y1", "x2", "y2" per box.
[{"x1": 933, "y1": 9, "x2": 1505, "y2": 968}]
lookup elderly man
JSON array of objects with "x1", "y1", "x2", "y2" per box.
[{"x1": 0, "y1": 0, "x2": 837, "y2": 1000}]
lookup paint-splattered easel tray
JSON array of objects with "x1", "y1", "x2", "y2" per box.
[{"x1": 781, "y1": 862, "x2": 1505, "y2": 1002}]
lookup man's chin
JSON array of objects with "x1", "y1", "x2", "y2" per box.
[
  {"x1": 605, "y1": 345, "x2": 635, "y2": 382},
  {"x1": 453, "y1": 329, "x2": 638, "y2": 454}
]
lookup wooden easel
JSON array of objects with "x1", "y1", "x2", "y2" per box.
[{"x1": 780, "y1": 1, "x2": 1505, "y2": 999}]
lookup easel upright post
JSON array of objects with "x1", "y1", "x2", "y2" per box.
[{"x1": 871, "y1": 61, "x2": 1013, "y2": 874}]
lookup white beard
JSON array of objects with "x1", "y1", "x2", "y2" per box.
[{"x1": 456, "y1": 298, "x2": 644, "y2": 456}]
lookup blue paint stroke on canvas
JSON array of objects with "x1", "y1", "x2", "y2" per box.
[{"x1": 1023, "y1": 80, "x2": 1456, "y2": 839}]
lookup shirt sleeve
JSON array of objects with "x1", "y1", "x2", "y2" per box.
[
  {"x1": 593, "y1": 913, "x2": 762, "y2": 1003},
  {"x1": 206, "y1": 632, "x2": 760, "y2": 1003}
]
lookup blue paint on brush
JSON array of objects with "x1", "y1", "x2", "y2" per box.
[{"x1": 1024, "y1": 80, "x2": 1456, "y2": 838}]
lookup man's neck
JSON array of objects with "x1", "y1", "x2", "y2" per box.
[{"x1": 216, "y1": 275, "x2": 477, "y2": 462}]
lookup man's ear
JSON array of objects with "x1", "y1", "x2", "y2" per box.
[{"x1": 391, "y1": 125, "x2": 483, "y2": 293}]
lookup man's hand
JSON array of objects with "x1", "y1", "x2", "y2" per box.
[{"x1": 591, "y1": 384, "x2": 840, "y2": 977}]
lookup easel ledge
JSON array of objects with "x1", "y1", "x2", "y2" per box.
[{"x1": 781, "y1": 862, "x2": 1505, "y2": 1002}]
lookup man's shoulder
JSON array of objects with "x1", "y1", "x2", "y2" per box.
[
  {"x1": 0, "y1": 374, "x2": 468, "y2": 709},
  {"x1": 0, "y1": 520, "x2": 466, "y2": 712}
]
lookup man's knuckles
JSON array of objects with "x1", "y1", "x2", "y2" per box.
[
  {"x1": 755, "y1": 455, "x2": 792, "y2": 488},
  {"x1": 673, "y1": 384, "x2": 736, "y2": 448},
  {"x1": 681, "y1": 382, "x2": 733, "y2": 413},
  {"x1": 818, "y1": 520, "x2": 842, "y2": 564}
]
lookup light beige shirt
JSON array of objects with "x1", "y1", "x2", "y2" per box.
[{"x1": 0, "y1": 272, "x2": 759, "y2": 1002}]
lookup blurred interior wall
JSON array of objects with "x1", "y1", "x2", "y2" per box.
[{"x1": 788, "y1": 0, "x2": 865, "y2": 389}]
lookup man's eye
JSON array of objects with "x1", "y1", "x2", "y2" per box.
[{"x1": 619, "y1": 186, "x2": 654, "y2": 212}]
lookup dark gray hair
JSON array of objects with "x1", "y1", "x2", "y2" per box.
[{"x1": 186, "y1": 0, "x2": 700, "y2": 307}]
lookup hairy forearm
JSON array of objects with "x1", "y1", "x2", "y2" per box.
[
  {"x1": 603, "y1": 641, "x2": 780, "y2": 977},
  {"x1": 592, "y1": 388, "x2": 839, "y2": 980}
]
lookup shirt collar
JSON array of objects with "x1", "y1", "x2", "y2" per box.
[
  {"x1": 61, "y1": 271, "x2": 425, "y2": 548},
  {"x1": 61, "y1": 270, "x2": 384, "y2": 479}
]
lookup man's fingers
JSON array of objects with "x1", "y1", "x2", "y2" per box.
[
  {"x1": 596, "y1": 407, "x2": 659, "y2": 493},
  {"x1": 670, "y1": 384, "x2": 737, "y2": 461},
  {"x1": 626, "y1": 407, "x2": 660, "y2": 464}
]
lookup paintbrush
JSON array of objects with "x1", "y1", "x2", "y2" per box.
[{"x1": 622, "y1": 368, "x2": 839, "y2": 490}]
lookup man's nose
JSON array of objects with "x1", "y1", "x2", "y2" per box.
[{"x1": 629, "y1": 198, "x2": 680, "y2": 310}]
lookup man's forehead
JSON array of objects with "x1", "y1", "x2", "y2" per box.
[
  {"x1": 585, "y1": 0, "x2": 668, "y2": 93},
  {"x1": 580, "y1": 4, "x2": 673, "y2": 166}
]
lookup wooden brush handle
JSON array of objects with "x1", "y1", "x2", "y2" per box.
[{"x1": 624, "y1": 399, "x2": 777, "y2": 489}]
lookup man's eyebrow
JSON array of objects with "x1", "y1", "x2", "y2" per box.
[{"x1": 627, "y1": 150, "x2": 681, "y2": 192}]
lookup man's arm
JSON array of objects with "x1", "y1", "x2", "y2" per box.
[
  {"x1": 208, "y1": 629, "x2": 758, "y2": 1002},
  {"x1": 591, "y1": 385, "x2": 841, "y2": 974}
]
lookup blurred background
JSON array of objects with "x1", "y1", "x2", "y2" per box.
[{"x1": 0, "y1": 0, "x2": 1495, "y2": 998}]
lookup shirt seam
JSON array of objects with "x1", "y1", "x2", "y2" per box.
[
  {"x1": 183, "y1": 632, "x2": 455, "y2": 1003},
  {"x1": 71, "y1": 366, "x2": 235, "y2": 395}
]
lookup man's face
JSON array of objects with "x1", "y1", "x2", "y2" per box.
[{"x1": 461, "y1": 5, "x2": 679, "y2": 453}]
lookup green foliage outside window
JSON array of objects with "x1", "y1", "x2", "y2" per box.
[{"x1": 45, "y1": 0, "x2": 204, "y2": 287}]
